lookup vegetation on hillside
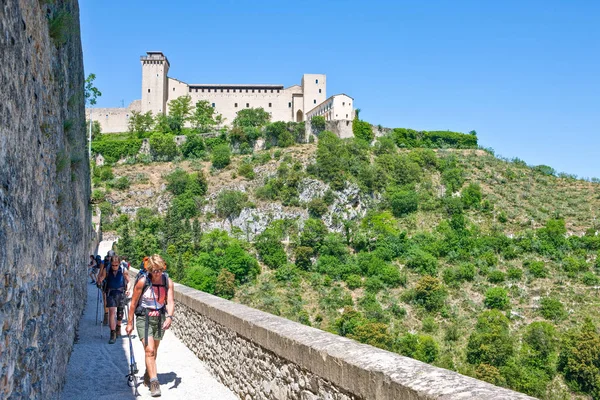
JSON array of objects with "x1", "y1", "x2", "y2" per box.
[{"x1": 90, "y1": 104, "x2": 600, "y2": 399}]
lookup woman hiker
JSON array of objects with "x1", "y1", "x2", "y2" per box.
[
  {"x1": 98, "y1": 255, "x2": 130, "y2": 343},
  {"x1": 126, "y1": 254, "x2": 175, "y2": 398}
]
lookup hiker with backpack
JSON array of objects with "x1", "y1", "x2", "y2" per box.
[
  {"x1": 98, "y1": 255, "x2": 130, "y2": 344},
  {"x1": 126, "y1": 254, "x2": 175, "y2": 398},
  {"x1": 88, "y1": 255, "x2": 98, "y2": 284}
]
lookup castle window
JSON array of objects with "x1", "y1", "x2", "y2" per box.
[
  {"x1": 277, "y1": 90, "x2": 280, "y2": 93},
  {"x1": 212, "y1": 103, "x2": 215, "y2": 107},
  {"x1": 252, "y1": 89, "x2": 255, "y2": 93},
  {"x1": 269, "y1": 103, "x2": 272, "y2": 107},
  {"x1": 235, "y1": 103, "x2": 238, "y2": 108},
  {"x1": 202, "y1": 89, "x2": 204, "y2": 92},
  {"x1": 208, "y1": 89, "x2": 211, "y2": 93},
  {"x1": 343, "y1": 102, "x2": 345, "y2": 106},
  {"x1": 288, "y1": 102, "x2": 292, "y2": 108},
  {"x1": 246, "y1": 103, "x2": 249, "y2": 107},
  {"x1": 148, "y1": 89, "x2": 151, "y2": 93},
  {"x1": 173, "y1": 88, "x2": 176, "y2": 91},
  {"x1": 319, "y1": 89, "x2": 321, "y2": 93},
  {"x1": 271, "y1": 89, "x2": 273, "y2": 93},
  {"x1": 227, "y1": 89, "x2": 230, "y2": 93},
  {"x1": 314, "y1": 99, "x2": 316, "y2": 104},
  {"x1": 246, "y1": 89, "x2": 248, "y2": 93},
  {"x1": 315, "y1": 79, "x2": 318, "y2": 84},
  {"x1": 221, "y1": 89, "x2": 223, "y2": 92},
  {"x1": 346, "y1": 114, "x2": 348, "y2": 118}
]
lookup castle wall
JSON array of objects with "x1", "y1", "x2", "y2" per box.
[
  {"x1": 86, "y1": 100, "x2": 140, "y2": 134},
  {"x1": 302, "y1": 73, "x2": 327, "y2": 116},
  {"x1": 0, "y1": 0, "x2": 91, "y2": 397}
]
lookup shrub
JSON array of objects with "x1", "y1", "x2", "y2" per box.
[
  {"x1": 364, "y1": 276, "x2": 385, "y2": 293},
  {"x1": 348, "y1": 322, "x2": 394, "y2": 351},
  {"x1": 183, "y1": 265, "x2": 217, "y2": 293},
  {"x1": 539, "y1": 297, "x2": 567, "y2": 321},
  {"x1": 255, "y1": 230, "x2": 287, "y2": 269},
  {"x1": 113, "y1": 176, "x2": 130, "y2": 190},
  {"x1": 215, "y1": 190, "x2": 248, "y2": 223},
  {"x1": 165, "y1": 169, "x2": 190, "y2": 195},
  {"x1": 388, "y1": 189, "x2": 419, "y2": 217},
  {"x1": 91, "y1": 138, "x2": 143, "y2": 164},
  {"x1": 406, "y1": 249, "x2": 438, "y2": 276},
  {"x1": 413, "y1": 276, "x2": 447, "y2": 312},
  {"x1": 466, "y1": 310, "x2": 514, "y2": 367},
  {"x1": 398, "y1": 333, "x2": 440, "y2": 363},
  {"x1": 300, "y1": 219, "x2": 328, "y2": 252},
  {"x1": 275, "y1": 263, "x2": 301, "y2": 283},
  {"x1": 378, "y1": 264, "x2": 406, "y2": 287},
  {"x1": 487, "y1": 270, "x2": 506, "y2": 283},
  {"x1": 345, "y1": 274, "x2": 362, "y2": 290},
  {"x1": 441, "y1": 167, "x2": 465, "y2": 193},
  {"x1": 461, "y1": 183, "x2": 482, "y2": 208},
  {"x1": 212, "y1": 144, "x2": 231, "y2": 169},
  {"x1": 238, "y1": 162, "x2": 255, "y2": 180},
  {"x1": 181, "y1": 134, "x2": 206, "y2": 159},
  {"x1": 582, "y1": 271, "x2": 600, "y2": 286},
  {"x1": 507, "y1": 267, "x2": 523, "y2": 280},
  {"x1": 558, "y1": 320, "x2": 600, "y2": 398},
  {"x1": 475, "y1": 364, "x2": 506, "y2": 387},
  {"x1": 149, "y1": 134, "x2": 179, "y2": 161},
  {"x1": 310, "y1": 116, "x2": 326, "y2": 136},
  {"x1": 484, "y1": 287, "x2": 510, "y2": 310},
  {"x1": 525, "y1": 260, "x2": 548, "y2": 278},
  {"x1": 214, "y1": 269, "x2": 236, "y2": 299},
  {"x1": 91, "y1": 189, "x2": 105, "y2": 203},
  {"x1": 307, "y1": 198, "x2": 328, "y2": 218},
  {"x1": 422, "y1": 316, "x2": 438, "y2": 333},
  {"x1": 352, "y1": 118, "x2": 374, "y2": 143},
  {"x1": 294, "y1": 246, "x2": 314, "y2": 270}
]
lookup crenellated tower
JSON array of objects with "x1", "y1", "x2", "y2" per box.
[{"x1": 140, "y1": 51, "x2": 170, "y2": 115}]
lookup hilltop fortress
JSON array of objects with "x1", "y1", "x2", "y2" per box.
[{"x1": 87, "y1": 51, "x2": 355, "y2": 134}]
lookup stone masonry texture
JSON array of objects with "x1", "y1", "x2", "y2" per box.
[
  {"x1": 0, "y1": 0, "x2": 90, "y2": 398},
  {"x1": 165, "y1": 280, "x2": 537, "y2": 400}
]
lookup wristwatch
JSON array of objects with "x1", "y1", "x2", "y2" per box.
[{"x1": 166, "y1": 315, "x2": 174, "y2": 320}]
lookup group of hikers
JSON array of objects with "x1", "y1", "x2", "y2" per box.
[{"x1": 88, "y1": 252, "x2": 175, "y2": 397}]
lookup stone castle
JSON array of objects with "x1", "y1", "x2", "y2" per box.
[{"x1": 87, "y1": 51, "x2": 355, "y2": 133}]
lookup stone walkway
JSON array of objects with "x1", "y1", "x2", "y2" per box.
[{"x1": 61, "y1": 274, "x2": 237, "y2": 400}]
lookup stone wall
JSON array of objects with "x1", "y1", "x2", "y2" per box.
[
  {"x1": 164, "y1": 281, "x2": 536, "y2": 400},
  {"x1": 0, "y1": 1, "x2": 90, "y2": 398}
]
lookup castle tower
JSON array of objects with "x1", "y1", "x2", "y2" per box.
[
  {"x1": 140, "y1": 51, "x2": 170, "y2": 115},
  {"x1": 302, "y1": 74, "x2": 326, "y2": 120}
]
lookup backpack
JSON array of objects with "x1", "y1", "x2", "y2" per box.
[
  {"x1": 133, "y1": 257, "x2": 169, "y2": 317},
  {"x1": 95, "y1": 255, "x2": 102, "y2": 267}
]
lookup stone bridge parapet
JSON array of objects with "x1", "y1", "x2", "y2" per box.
[{"x1": 129, "y1": 269, "x2": 535, "y2": 399}]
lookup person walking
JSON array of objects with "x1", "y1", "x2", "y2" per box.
[
  {"x1": 88, "y1": 255, "x2": 98, "y2": 284},
  {"x1": 98, "y1": 256, "x2": 130, "y2": 343},
  {"x1": 126, "y1": 254, "x2": 174, "y2": 397}
]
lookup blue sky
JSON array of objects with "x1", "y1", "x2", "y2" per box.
[{"x1": 80, "y1": 0, "x2": 600, "y2": 178}]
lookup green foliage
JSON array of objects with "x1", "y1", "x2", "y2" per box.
[
  {"x1": 442, "y1": 263, "x2": 475, "y2": 287},
  {"x1": 215, "y1": 190, "x2": 248, "y2": 223},
  {"x1": 233, "y1": 107, "x2": 271, "y2": 128},
  {"x1": 461, "y1": 183, "x2": 482, "y2": 208},
  {"x1": 307, "y1": 198, "x2": 328, "y2": 218},
  {"x1": 86, "y1": 120, "x2": 102, "y2": 140},
  {"x1": 48, "y1": 9, "x2": 73, "y2": 46},
  {"x1": 180, "y1": 134, "x2": 206, "y2": 159},
  {"x1": 352, "y1": 118, "x2": 374, "y2": 143},
  {"x1": 128, "y1": 111, "x2": 154, "y2": 137},
  {"x1": 487, "y1": 270, "x2": 506, "y2": 283},
  {"x1": 398, "y1": 333, "x2": 440, "y2": 363},
  {"x1": 215, "y1": 269, "x2": 236, "y2": 299},
  {"x1": 349, "y1": 322, "x2": 394, "y2": 350},
  {"x1": 539, "y1": 297, "x2": 567, "y2": 321},
  {"x1": 345, "y1": 274, "x2": 362, "y2": 289},
  {"x1": 211, "y1": 144, "x2": 231, "y2": 169},
  {"x1": 255, "y1": 229, "x2": 287, "y2": 269},
  {"x1": 484, "y1": 287, "x2": 510, "y2": 310},
  {"x1": 300, "y1": 219, "x2": 328, "y2": 253},
  {"x1": 183, "y1": 265, "x2": 216, "y2": 293},
  {"x1": 149, "y1": 134, "x2": 179, "y2": 161},
  {"x1": 191, "y1": 100, "x2": 220, "y2": 133},
  {"x1": 524, "y1": 260, "x2": 548, "y2": 278},
  {"x1": 413, "y1": 276, "x2": 447, "y2": 312},
  {"x1": 441, "y1": 167, "x2": 465, "y2": 193},
  {"x1": 112, "y1": 176, "x2": 130, "y2": 190},
  {"x1": 167, "y1": 95, "x2": 193, "y2": 133},
  {"x1": 392, "y1": 128, "x2": 478, "y2": 149},
  {"x1": 237, "y1": 162, "x2": 255, "y2": 180},
  {"x1": 91, "y1": 189, "x2": 105, "y2": 203},
  {"x1": 507, "y1": 267, "x2": 523, "y2": 280},
  {"x1": 466, "y1": 310, "x2": 514, "y2": 367},
  {"x1": 91, "y1": 138, "x2": 143, "y2": 164},
  {"x1": 558, "y1": 320, "x2": 600, "y2": 398},
  {"x1": 388, "y1": 189, "x2": 419, "y2": 217},
  {"x1": 310, "y1": 116, "x2": 326, "y2": 136},
  {"x1": 294, "y1": 246, "x2": 314, "y2": 270},
  {"x1": 264, "y1": 121, "x2": 295, "y2": 148},
  {"x1": 84, "y1": 73, "x2": 102, "y2": 106},
  {"x1": 406, "y1": 249, "x2": 438, "y2": 275}
]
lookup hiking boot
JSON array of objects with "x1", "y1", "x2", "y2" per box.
[
  {"x1": 108, "y1": 330, "x2": 116, "y2": 344},
  {"x1": 103, "y1": 312, "x2": 108, "y2": 326},
  {"x1": 149, "y1": 380, "x2": 161, "y2": 397},
  {"x1": 116, "y1": 325, "x2": 121, "y2": 338},
  {"x1": 143, "y1": 371, "x2": 150, "y2": 387}
]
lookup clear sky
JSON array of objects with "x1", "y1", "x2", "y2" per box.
[{"x1": 80, "y1": 0, "x2": 600, "y2": 178}]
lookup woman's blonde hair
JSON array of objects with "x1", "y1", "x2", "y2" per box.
[{"x1": 146, "y1": 254, "x2": 167, "y2": 272}]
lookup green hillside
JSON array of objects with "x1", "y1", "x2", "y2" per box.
[{"x1": 93, "y1": 120, "x2": 600, "y2": 399}]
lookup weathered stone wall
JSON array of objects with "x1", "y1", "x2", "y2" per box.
[
  {"x1": 164, "y1": 281, "x2": 536, "y2": 400},
  {"x1": 0, "y1": 1, "x2": 90, "y2": 398}
]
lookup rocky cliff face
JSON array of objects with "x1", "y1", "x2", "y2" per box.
[{"x1": 0, "y1": 0, "x2": 90, "y2": 398}]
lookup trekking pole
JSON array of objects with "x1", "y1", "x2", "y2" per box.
[
  {"x1": 126, "y1": 334, "x2": 139, "y2": 396},
  {"x1": 100, "y1": 289, "x2": 104, "y2": 339},
  {"x1": 95, "y1": 287, "x2": 100, "y2": 326}
]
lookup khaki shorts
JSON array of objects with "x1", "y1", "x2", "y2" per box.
[{"x1": 136, "y1": 315, "x2": 165, "y2": 341}]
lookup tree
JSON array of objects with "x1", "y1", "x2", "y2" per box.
[
  {"x1": 215, "y1": 190, "x2": 248, "y2": 226},
  {"x1": 128, "y1": 110, "x2": 154, "y2": 137},
  {"x1": 211, "y1": 144, "x2": 231, "y2": 169},
  {"x1": 215, "y1": 269, "x2": 236, "y2": 299},
  {"x1": 167, "y1": 95, "x2": 193, "y2": 134},
  {"x1": 85, "y1": 73, "x2": 102, "y2": 107},
  {"x1": 353, "y1": 117, "x2": 374, "y2": 143},
  {"x1": 191, "y1": 100, "x2": 219, "y2": 133},
  {"x1": 310, "y1": 116, "x2": 326, "y2": 136},
  {"x1": 388, "y1": 189, "x2": 418, "y2": 217},
  {"x1": 558, "y1": 320, "x2": 600, "y2": 397},
  {"x1": 413, "y1": 276, "x2": 447, "y2": 312},
  {"x1": 86, "y1": 120, "x2": 101, "y2": 140},
  {"x1": 233, "y1": 107, "x2": 271, "y2": 128},
  {"x1": 466, "y1": 310, "x2": 514, "y2": 367}
]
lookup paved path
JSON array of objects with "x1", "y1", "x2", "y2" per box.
[{"x1": 61, "y1": 276, "x2": 237, "y2": 399}]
